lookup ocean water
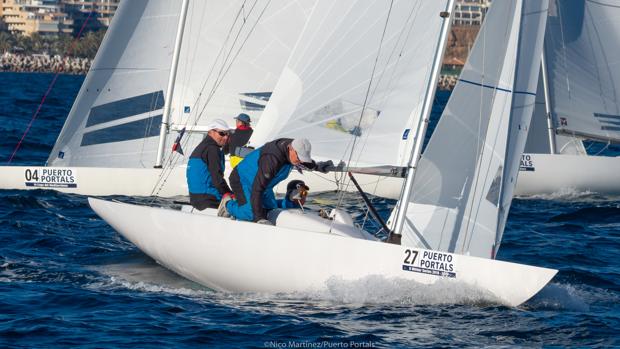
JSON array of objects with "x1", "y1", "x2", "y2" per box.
[{"x1": 1, "y1": 72, "x2": 619, "y2": 348}]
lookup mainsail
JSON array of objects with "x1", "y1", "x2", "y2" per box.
[
  {"x1": 399, "y1": 0, "x2": 549, "y2": 259},
  {"x1": 48, "y1": 0, "x2": 182, "y2": 168},
  {"x1": 544, "y1": 0, "x2": 620, "y2": 145},
  {"x1": 250, "y1": 0, "x2": 452, "y2": 167},
  {"x1": 47, "y1": 0, "x2": 315, "y2": 169}
]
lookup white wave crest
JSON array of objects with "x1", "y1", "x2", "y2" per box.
[
  {"x1": 252, "y1": 275, "x2": 504, "y2": 307},
  {"x1": 520, "y1": 187, "x2": 619, "y2": 202}
]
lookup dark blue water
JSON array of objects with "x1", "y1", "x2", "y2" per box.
[{"x1": 1, "y1": 73, "x2": 619, "y2": 348}]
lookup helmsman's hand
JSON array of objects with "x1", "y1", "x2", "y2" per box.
[{"x1": 315, "y1": 160, "x2": 334, "y2": 173}]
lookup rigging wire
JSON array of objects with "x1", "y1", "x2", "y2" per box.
[
  {"x1": 149, "y1": 0, "x2": 254, "y2": 197},
  {"x1": 346, "y1": 1, "x2": 424, "y2": 198},
  {"x1": 150, "y1": 0, "x2": 272, "y2": 199},
  {"x1": 7, "y1": 10, "x2": 94, "y2": 164},
  {"x1": 462, "y1": 5, "x2": 515, "y2": 253},
  {"x1": 460, "y1": 7, "x2": 491, "y2": 251},
  {"x1": 332, "y1": 0, "x2": 395, "y2": 229}
]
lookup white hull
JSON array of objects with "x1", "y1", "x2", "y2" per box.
[
  {"x1": 89, "y1": 198, "x2": 556, "y2": 307},
  {"x1": 515, "y1": 153, "x2": 620, "y2": 196},
  {"x1": 0, "y1": 166, "x2": 188, "y2": 197},
  {"x1": 0, "y1": 163, "x2": 402, "y2": 198},
  {"x1": 3, "y1": 153, "x2": 615, "y2": 198}
]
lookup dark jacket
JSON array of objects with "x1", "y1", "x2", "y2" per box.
[
  {"x1": 223, "y1": 125, "x2": 253, "y2": 156},
  {"x1": 186, "y1": 135, "x2": 231, "y2": 210},
  {"x1": 229, "y1": 138, "x2": 294, "y2": 221}
]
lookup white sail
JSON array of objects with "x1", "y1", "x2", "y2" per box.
[
  {"x1": 169, "y1": 0, "x2": 316, "y2": 131},
  {"x1": 250, "y1": 0, "x2": 451, "y2": 167},
  {"x1": 544, "y1": 0, "x2": 620, "y2": 144},
  {"x1": 48, "y1": 0, "x2": 183, "y2": 168},
  {"x1": 525, "y1": 78, "x2": 587, "y2": 155},
  {"x1": 524, "y1": 74, "x2": 552, "y2": 154},
  {"x1": 47, "y1": 0, "x2": 315, "y2": 169},
  {"x1": 400, "y1": 0, "x2": 549, "y2": 259}
]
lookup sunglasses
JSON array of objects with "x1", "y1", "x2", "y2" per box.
[{"x1": 216, "y1": 131, "x2": 230, "y2": 137}]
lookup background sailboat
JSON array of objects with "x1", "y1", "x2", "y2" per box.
[
  {"x1": 0, "y1": 0, "x2": 316, "y2": 196},
  {"x1": 517, "y1": 0, "x2": 620, "y2": 196}
]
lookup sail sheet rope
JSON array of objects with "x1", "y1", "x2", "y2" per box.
[
  {"x1": 149, "y1": 0, "x2": 272, "y2": 199},
  {"x1": 333, "y1": 0, "x2": 395, "y2": 233},
  {"x1": 7, "y1": 10, "x2": 95, "y2": 164}
]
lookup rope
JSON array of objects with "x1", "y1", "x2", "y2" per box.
[
  {"x1": 149, "y1": 0, "x2": 271, "y2": 199},
  {"x1": 335, "y1": 0, "x2": 395, "y2": 214},
  {"x1": 7, "y1": 11, "x2": 94, "y2": 164}
]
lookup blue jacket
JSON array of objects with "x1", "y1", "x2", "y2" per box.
[
  {"x1": 186, "y1": 135, "x2": 231, "y2": 199},
  {"x1": 228, "y1": 138, "x2": 297, "y2": 221}
]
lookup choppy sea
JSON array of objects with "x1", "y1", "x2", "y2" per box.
[{"x1": 1, "y1": 72, "x2": 619, "y2": 348}]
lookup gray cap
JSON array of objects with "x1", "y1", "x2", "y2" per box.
[
  {"x1": 235, "y1": 113, "x2": 251, "y2": 123},
  {"x1": 291, "y1": 138, "x2": 312, "y2": 163}
]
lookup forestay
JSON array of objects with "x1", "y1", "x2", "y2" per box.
[
  {"x1": 169, "y1": 0, "x2": 316, "y2": 133},
  {"x1": 400, "y1": 0, "x2": 548, "y2": 259},
  {"x1": 48, "y1": 0, "x2": 182, "y2": 168},
  {"x1": 250, "y1": 0, "x2": 450, "y2": 167},
  {"x1": 544, "y1": 0, "x2": 620, "y2": 144}
]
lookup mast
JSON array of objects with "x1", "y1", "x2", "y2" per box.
[
  {"x1": 155, "y1": 0, "x2": 190, "y2": 168},
  {"x1": 392, "y1": 0, "x2": 455, "y2": 237},
  {"x1": 540, "y1": 50, "x2": 557, "y2": 154}
]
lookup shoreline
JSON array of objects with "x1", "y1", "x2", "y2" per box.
[
  {"x1": 1, "y1": 52, "x2": 458, "y2": 89},
  {"x1": 1, "y1": 52, "x2": 90, "y2": 75}
]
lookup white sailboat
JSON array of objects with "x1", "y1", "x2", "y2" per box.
[
  {"x1": 0, "y1": 0, "x2": 321, "y2": 197},
  {"x1": 516, "y1": 0, "x2": 620, "y2": 196},
  {"x1": 89, "y1": 0, "x2": 557, "y2": 307}
]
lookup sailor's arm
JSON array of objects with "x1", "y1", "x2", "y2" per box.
[
  {"x1": 205, "y1": 147, "x2": 232, "y2": 196},
  {"x1": 306, "y1": 160, "x2": 345, "y2": 173},
  {"x1": 250, "y1": 154, "x2": 279, "y2": 221}
]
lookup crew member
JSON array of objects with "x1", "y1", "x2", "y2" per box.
[
  {"x1": 218, "y1": 138, "x2": 334, "y2": 224},
  {"x1": 186, "y1": 119, "x2": 233, "y2": 210},
  {"x1": 223, "y1": 113, "x2": 253, "y2": 168}
]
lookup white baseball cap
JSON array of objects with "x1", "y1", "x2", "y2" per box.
[
  {"x1": 291, "y1": 138, "x2": 312, "y2": 163},
  {"x1": 205, "y1": 118, "x2": 232, "y2": 131}
]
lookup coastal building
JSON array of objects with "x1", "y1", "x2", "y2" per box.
[
  {"x1": 453, "y1": 0, "x2": 492, "y2": 26},
  {"x1": 0, "y1": 0, "x2": 73, "y2": 36},
  {"x1": 62, "y1": 0, "x2": 119, "y2": 34}
]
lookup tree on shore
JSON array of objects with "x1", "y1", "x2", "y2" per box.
[
  {"x1": 0, "y1": 31, "x2": 16, "y2": 53},
  {"x1": 0, "y1": 30, "x2": 105, "y2": 58}
]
